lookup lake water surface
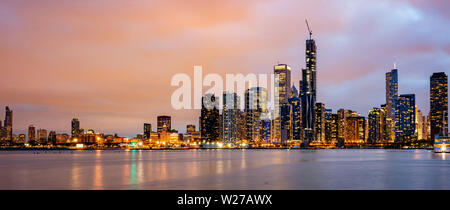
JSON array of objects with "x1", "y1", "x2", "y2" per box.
[{"x1": 0, "y1": 149, "x2": 449, "y2": 190}]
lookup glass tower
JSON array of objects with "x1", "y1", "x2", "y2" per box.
[
  {"x1": 301, "y1": 38, "x2": 317, "y2": 147},
  {"x1": 430, "y1": 72, "x2": 448, "y2": 140}
]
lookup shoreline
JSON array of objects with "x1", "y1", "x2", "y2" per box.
[{"x1": 0, "y1": 147, "x2": 434, "y2": 151}]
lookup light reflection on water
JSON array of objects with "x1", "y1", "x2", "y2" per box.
[{"x1": 0, "y1": 149, "x2": 449, "y2": 190}]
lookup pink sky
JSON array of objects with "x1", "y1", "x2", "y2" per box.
[{"x1": 0, "y1": 0, "x2": 449, "y2": 136}]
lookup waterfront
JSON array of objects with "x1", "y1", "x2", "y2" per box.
[{"x1": 0, "y1": 149, "x2": 449, "y2": 190}]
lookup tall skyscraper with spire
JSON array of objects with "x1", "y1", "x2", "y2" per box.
[
  {"x1": 301, "y1": 20, "x2": 317, "y2": 147},
  {"x1": 386, "y1": 68, "x2": 398, "y2": 142}
]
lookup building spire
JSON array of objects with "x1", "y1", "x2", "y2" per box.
[{"x1": 305, "y1": 19, "x2": 312, "y2": 40}]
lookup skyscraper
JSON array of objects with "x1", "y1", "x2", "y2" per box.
[
  {"x1": 415, "y1": 107, "x2": 424, "y2": 140},
  {"x1": 37, "y1": 128, "x2": 48, "y2": 145},
  {"x1": 273, "y1": 64, "x2": 291, "y2": 144},
  {"x1": 430, "y1": 72, "x2": 448, "y2": 140},
  {"x1": 325, "y1": 113, "x2": 338, "y2": 144},
  {"x1": 186, "y1": 125, "x2": 196, "y2": 133},
  {"x1": 345, "y1": 116, "x2": 366, "y2": 144},
  {"x1": 200, "y1": 94, "x2": 220, "y2": 143},
  {"x1": 4, "y1": 106, "x2": 13, "y2": 143},
  {"x1": 289, "y1": 96, "x2": 302, "y2": 141},
  {"x1": 386, "y1": 69, "x2": 398, "y2": 142},
  {"x1": 314, "y1": 103, "x2": 325, "y2": 143},
  {"x1": 368, "y1": 107, "x2": 383, "y2": 144},
  {"x1": 157, "y1": 116, "x2": 171, "y2": 133},
  {"x1": 71, "y1": 118, "x2": 80, "y2": 138},
  {"x1": 144, "y1": 123, "x2": 152, "y2": 139},
  {"x1": 396, "y1": 94, "x2": 416, "y2": 143},
  {"x1": 223, "y1": 92, "x2": 240, "y2": 144},
  {"x1": 301, "y1": 37, "x2": 317, "y2": 147},
  {"x1": 48, "y1": 131, "x2": 56, "y2": 145},
  {"x1": 245, "y1": 87, "x2": 268, "y2": 143},
  {"x1": 380, "y1": 104, "x2": 391, "y2": 143},
  {"x1": 28, "y1": 125, "x2": 36, "y2": 144}
]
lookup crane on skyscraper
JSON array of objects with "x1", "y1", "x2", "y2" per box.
[{"x1": 305, "y1": 19, "x2": 312, "y2": 40}]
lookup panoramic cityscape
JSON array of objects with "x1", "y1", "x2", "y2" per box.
[
  {"x1": 0, "y1": 28, "x2": 448, "y2": 150},
  {"x1": 1, "y1": 1, "x2": 450, "y2": 193}
]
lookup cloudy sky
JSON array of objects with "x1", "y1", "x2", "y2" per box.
[{"x1": 0, "y1": 0, "x2": 449, "y2": 136}]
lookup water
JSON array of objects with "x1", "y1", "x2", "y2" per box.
[{"x1": 0, "y1": 149, "x2": 449, "y2": 190}]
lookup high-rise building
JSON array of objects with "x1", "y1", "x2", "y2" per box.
[
  {"x1": 4, "y1": 106, "x2": 13, "y2": 143},
  {"x1": 37, "y1": 129, "x2": 48, "y2": 144},
  {"x1": 245, "y1": 87, "x2": 268, "y2": 143},
  {"x1": 144, "y1": 123, "x2": 152, "y2": 139},
  {"x1": 346, "y1": 116, "x2": 366, "y2": 144},
  {"x1": 325, "y1": 113, "x2": 338, "y2": 144},
  {"x1": 261, "y1": 119, "x2": 271, "y2": 143},
  {"x1": 273, "y1": 64, "x2": 291, "y2": 144},
  {"x1": 380, "y1": 104, "x2": 391, "y2": 143},
  {"x1": 236, "y1": 111, "x2": 246, "y2": 141},
  {"x1": 186, "y1": 125, "x2": 196, "y2": 133},
  {"x1": 430, "y1": 72, "x2": 448, "y2": 140},
  {"x1": 71, "y1": 118, "x2": 80, "y2": 138},
  {"x1": 368, "y1": 107, "x2": 383, "y2": 144},
  {"x1": 396, "y1": 94, "x2": 416, "y2": 143},
  {"x1": 28, "y1": 125, "x2": 36, "y2": 144},
  {"x1": 314, "y1": 103, "x2": 325, "y2": 143},
  {"x1": 48, "y1": 131, "x2": 56, "y2": 145},
  {"x1": 0, "y1": 120, "x2": 3, "y2": 138},
  {"x1": 386, "y1": 69, "x2": 398, "y2": 142},
  {"x1": 301, "y1": 37, "x2": 317, "y2": 147},
  {"x1": 200, "y1": 94, "x2": 220, "y2": 143},
  {"x1": 157, "y1": 116, "x2": 171, "y2": 133},
  {"x1": 415, "y1": 107, "x2": 424, "y2": 140},
  {"x1": 17, "y1": 134, "x2": 26, "y2": 144},
  {"x1": 289, "y1": 96, "x2": 302, "y2": 141},
  {"x1": 223, "y1": 92, "x2": 240, "y2": 144}
]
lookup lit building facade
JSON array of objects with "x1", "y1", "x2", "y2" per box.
[
  {"x1": 3, "y1": 106, "x2": 13, "y2": 143},
  {"x1": 301, "y1": 38, "x2": 317, "y2": 147},
  {"x1": 325, "y1": 113, "x2": 338, "y2": 144},
  {"x1": 314, "y1": 103, "x2": 325, "y2": 143},
  {"x1": 430, "y1": 72, "x2": 448, "y2": 140},
  {"x1": 345, "y1": 116, "x2": 366, "y2": 144},
  {"x1": 386, "y1": 69, "x2": 398, "y2": 142},
  {"x1": 186, "y1": 125, "x2": 196, "y2": 133},
  {"x1": 289, "y1": 96, "x2": 302, "y2": 141},
  {"x1": 245, "y1": 87, "x2": 268, "y2": 143},
  {"x1": 223, "y1": 92, "x2": 240, "y2": 144},
  {"x1": 144, "y1": 123, "x2": 152, "y2": 139},
  {"x1": 415, "y1": 107, "x2": 424, "y2": 140},
  {"x1": 200, "y1": 94, "x2": 220, "y2": 143},
  {"x1": 71, "y1": 118, "x2": 80, "y2": 138},
  {"x1": 28, "y1": 125, "x2": 36, "y2": 144},
  {"x1": 273, "y1": 64, "x2": 291, "y2": 144},
  {"x1": 37, "y1": 129, "x2": 47, "y2": 144},
  {"x1": 395, "y1": 94, "x2": 416, "y2": 143},
  {"x1": 368, "y1": 107, "x2": 383, "y2": 144},
  {"x1": 157, "y1": 116, "x2": 171, "y2": 133}
]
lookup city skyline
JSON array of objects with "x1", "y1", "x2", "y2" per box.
[{"x1": 1, "y1": 0, "x2": 450, "y2": 136}]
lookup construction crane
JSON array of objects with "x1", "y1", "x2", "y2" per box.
[{"x1": 305, "y1": 19, "x2": 312, "y2": 39}]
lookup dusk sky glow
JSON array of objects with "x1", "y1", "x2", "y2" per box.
[{"x1": 0, "y1": 0, "x2": 449, "y2": 136}]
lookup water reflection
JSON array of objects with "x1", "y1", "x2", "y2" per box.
[
  {"x1": 93, "y1": 150, "x2": 103, "y2": 189},
  {"x1": 1, "y1": 150, "x2": 449, "y2": 190}
]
